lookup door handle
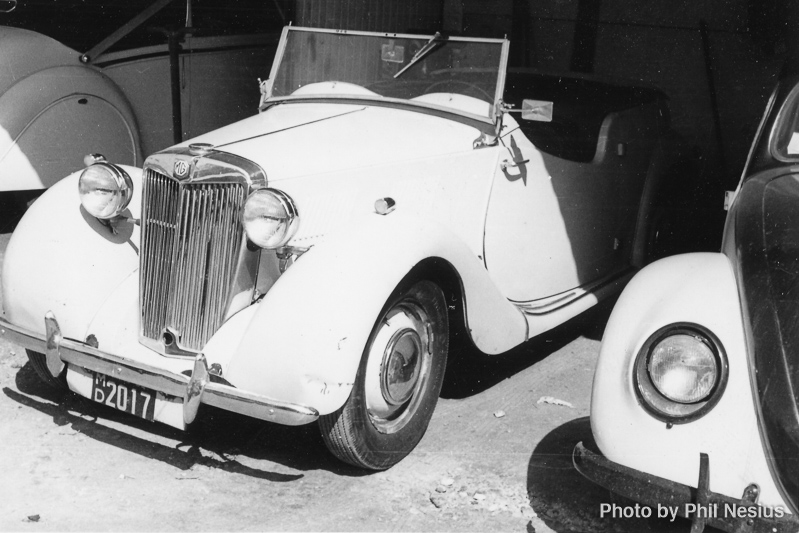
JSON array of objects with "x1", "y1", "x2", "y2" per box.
[{"x1": 501, "y1": 158, "x2": 529, "y2": 171}]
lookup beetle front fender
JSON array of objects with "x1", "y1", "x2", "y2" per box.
[
  {"x1": 221, "y1": 210, "x2": 528, "y2": 415},
  {"x1": 1, "y1": 166, "x2": 142, "y2": 340},
  {"x1": 591, "y1": 252, "x2": 785, "y2": 508}
]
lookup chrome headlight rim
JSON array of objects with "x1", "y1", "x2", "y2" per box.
[
  {"x1": 78, "y1": 162, "x2": 134, "y2": 220},
  {"x1": 633, "y1": 322, "x2": 728, "y2": 424},
  {"x1": 241, "y1": 187, "x2": 300, "y2": 249}
]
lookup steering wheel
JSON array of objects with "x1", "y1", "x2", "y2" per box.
[{"x1": 423, "y1": 80, "x2": 492, "y2": 102}]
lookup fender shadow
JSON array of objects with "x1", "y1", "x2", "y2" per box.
[
  {"x1": 526, "y1": 417, "x2": 699, "y2": 533},
  {"x1": 9, "y1": 362, "x2": 369, "y2": 477}
]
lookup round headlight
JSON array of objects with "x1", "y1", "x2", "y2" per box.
[
  {"x1": 241, "y1": 188, "x2": 299, "y2": 249},
  {"x1": 634, "y1": 323, "x2": 728, "y2": 423},
  {"x1": 78, "y1": 163, "x2": 133, "y2": 219},
  {"x1": 648, "y1": 334, "x2": 717, "y2": 403}
]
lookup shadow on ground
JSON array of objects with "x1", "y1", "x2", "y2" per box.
[
  {"x1": 527, "y1": 417, "x2": 707, "y2": 533},
  {"x1": 442, "y1": 296, "x2": 614, "y2": 400},
  {"x1": 10, "y1": 361, "x2": 366, "y2": 479},
  {"x1": 5, "y1": 274, "x2": 617, "y2": 483}
]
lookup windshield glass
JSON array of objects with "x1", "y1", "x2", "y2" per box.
[{"x1": 267, "y1": 27, "x2": 507, "y2": 121}]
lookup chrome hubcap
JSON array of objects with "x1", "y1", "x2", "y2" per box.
[
  {"x1": 364, "y1": 301, "x2": 431, "y2": 434},
  {"x1": 381, "y1": 329, "x2": 422, "y2": 406}
]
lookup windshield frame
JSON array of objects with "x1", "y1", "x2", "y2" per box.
[{"x1": 260, "y1": 26, "x2": 510, "y2": 131}]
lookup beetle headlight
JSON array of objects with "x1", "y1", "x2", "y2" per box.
[
  {"x1": 241, "y1": 188, "x2": 299, "y2": 249},
  {"x1": 78, "y1": 163, "x2": 133, "y2": 219},
  {"x1": 634, "y1": 323, "x2": 728, "y2": 423}
]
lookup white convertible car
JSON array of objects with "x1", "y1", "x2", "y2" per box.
[{"x1": 1, "y1": 26, "x2": 683, "y2": 469}]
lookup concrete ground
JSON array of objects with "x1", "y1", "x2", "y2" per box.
[{"x1": 0, "y1": 204, "x2": 697, "y2": 532}]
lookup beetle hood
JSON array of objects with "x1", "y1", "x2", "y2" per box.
[
  {"x1": 179, "y1": 101, "x2": 484, "y2": 182},
  {"x1": 733, "y1": 172, "x2": 799, "y2": 513}
]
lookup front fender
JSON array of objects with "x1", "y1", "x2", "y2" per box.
[
  {"x1": 0, "y1": 65, "x2": 141, "y2": 191},
  {"x1": 220, "y1": 210, "x2": 527, "y2": 415},
  {"x1": 591, "y1": 252, "x2": 785, "y2": 508},
  {"x1": 1, "y1": 166, "x2": 142, "y2": 340}
]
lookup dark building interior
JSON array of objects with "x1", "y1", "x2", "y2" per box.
[{"x1": 1, "y1": 0, "x2": 795, "y2": 250}]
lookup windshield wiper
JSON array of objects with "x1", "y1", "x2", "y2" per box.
[{"x1": 394, "y1": 31, "x2": 446, "y2": 79}]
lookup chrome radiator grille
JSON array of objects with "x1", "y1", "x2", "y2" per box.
[{"x1": 140, "y1": 169, "x2": 247, "y2": 352}]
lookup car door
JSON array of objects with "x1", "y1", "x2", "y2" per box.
[{"x1": 483, "y1": 96, "x2": 660, "y2": 303}]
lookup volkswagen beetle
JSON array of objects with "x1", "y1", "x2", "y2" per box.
[
  {"x1": 2, "y1": 25, "x2": 683, "y2": 469},
  {"x1": 573, "y1": 72, "x2": 799, "y2": 531}
]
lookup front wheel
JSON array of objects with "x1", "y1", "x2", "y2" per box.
[
  {"x1": 319, "y1": 280, "x2": 449, "y2": 470},
  {"x1": 26, "y1": 349, "x2": 68, "y2": 390}
]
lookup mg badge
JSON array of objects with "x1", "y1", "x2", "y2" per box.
[{"x1": 173, "y1": 160, "x2": 190, "y2": 178}]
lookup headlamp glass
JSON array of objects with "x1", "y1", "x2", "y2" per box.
[
  {"x1": 78, "y1": 163, "x2": 133, "y2": 219},
  {"x1": 241, "y1": 188, "x2": 299, "y2": 249},
  {"x1": 648, "y1": 334, "x2": 718, "y2": 403}
]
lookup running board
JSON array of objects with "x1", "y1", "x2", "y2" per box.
[{"x1": 512, "y1": 268, "x2": 636, "y2": 316}]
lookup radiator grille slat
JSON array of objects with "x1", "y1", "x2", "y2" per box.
[{"x1": 140, "y1": 169, "x2": 246, "y2": 353}]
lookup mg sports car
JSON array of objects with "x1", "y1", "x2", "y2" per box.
[{"x1": 2, "y1": 25, "x2": 684, "y2": 469}]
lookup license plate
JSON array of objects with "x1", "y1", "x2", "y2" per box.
[{"x1": 91, "y1": 373, "x2": 157, "y2": 421}]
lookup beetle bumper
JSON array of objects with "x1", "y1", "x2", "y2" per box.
[
  {"x1": 573, "y1": 442, "x2": 798, "y2": 533},
  {"x1": 0, "y1": 313, "x2": 319, "y2": 428}
]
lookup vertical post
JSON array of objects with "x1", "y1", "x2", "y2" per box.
[
  {"x1": 699, "y1": 20, "x2": 726, "y2": 177},
  {"x1": 168, "y1": 31, "x2": 183, "y2": 145}
]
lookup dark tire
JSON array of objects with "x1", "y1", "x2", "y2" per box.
[
  {"x1": 319, "y1": 280, "x2": 449, "y2": 470},
  {"x1": 26, "y1": 349, "x2": 68, "y2": 390}
]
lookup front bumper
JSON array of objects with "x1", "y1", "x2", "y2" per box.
[
  {"x1": 0, "y1": 312, "x2": 319, "y2": 428},
  {"x1": 573, "y1": 442, "x2": 799, "y2": 533}
]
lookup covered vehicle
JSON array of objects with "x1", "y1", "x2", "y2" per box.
[
  {"x1": 0, "y1": 0, "x2": 283, "y2": 194},
  {"x1": 2, "y1": 26, "x2": 682, "y2": 469},
  {"x1": 573, "y1": 71, "x2": 799, "y2": 531}
]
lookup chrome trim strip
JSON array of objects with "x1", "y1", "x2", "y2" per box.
[
  {"x1": 262, "y1": 96, "x2": 497, "y2": 134},
  {"x1": 493, "y1": 39, "x2": 511, "y2": 122},
  {"x1": 513, "y1": 268, "x2": 635, "y2": 316},
  {"x1": 285, "y1": 25, "x2": 507, "y2": 44},
  {"x1": 0, "y1": 316, "x2": 319, "y2": 426}
]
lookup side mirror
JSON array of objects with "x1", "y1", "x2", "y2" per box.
[{"x1": 521, "y1": 99, "x2": 554, "y2": 122}]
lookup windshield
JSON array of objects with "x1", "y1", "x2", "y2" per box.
[{"x1": 266, "y1": 27, "x2": 508, "y2": 122}]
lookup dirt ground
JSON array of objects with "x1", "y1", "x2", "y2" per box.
[{"x1": 0, "y1": 213, "x2": 698, "y2": 533}]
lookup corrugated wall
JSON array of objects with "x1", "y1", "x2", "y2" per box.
[{"x1": 294, "y1": 0, "x2": 443, "y2": 33}]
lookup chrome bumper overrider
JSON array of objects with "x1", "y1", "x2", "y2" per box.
[{"x1": 0, "y1": 312, "x2": 319, "y2": 427}]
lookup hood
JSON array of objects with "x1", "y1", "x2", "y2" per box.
[
  {"x1": 179, "y1": 101, "x2": 484, "y2": 182},
  {"x1": 733, "y1": 172, "x2": 799, "y2": 513}
]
